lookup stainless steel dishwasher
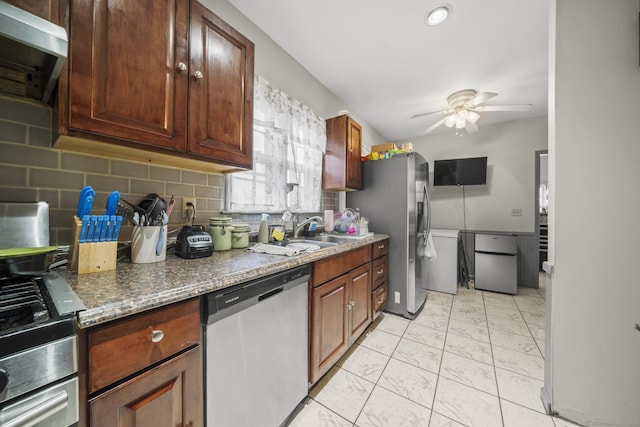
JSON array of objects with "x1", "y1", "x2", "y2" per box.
[{"x1": 203, "y1": 265, "x2": 310, "y2": 427}]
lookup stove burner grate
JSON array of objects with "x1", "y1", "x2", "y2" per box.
[{"x1": 0, "y1": 278, "x2": 50, "y2": 333}]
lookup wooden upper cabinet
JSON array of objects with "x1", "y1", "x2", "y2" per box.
[
  {"x1": 59, "y1": 0, "x2": 254, "y2": 171},
  {"x1": 324, "y1": 115, "x2": 363, "y2": 191},
  {"x1": 188, "y1": 1, "x2": 254, "y2": 169},
  {"x1": 5, "y1": 0, "x2": 57, "y2": 20},
  {"x1": 68, "y1": 0, "x2": 189, "y2": 151}
]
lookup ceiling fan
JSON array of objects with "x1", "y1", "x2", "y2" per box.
[{"x1": 411, "y1": 89, "x2": 532, "y2": 136}]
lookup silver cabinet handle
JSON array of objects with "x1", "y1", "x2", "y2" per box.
[
  {"x1": 193, "y1": 70, "x2": 203, "y2": 79},
  {"x1": 378, "y1": 244, "x2": 385, "y2": 249},
  {"x1": 2, "y1": 390, "x2": 68, "y2": 427},
  {"x1": 377, "y1": 269, "x2": 384, "y2": 275},
  {"x1": 151, "y1": 330, "x2": 164, "y2": 343},
  {"x1": 177, "y1": 61, "x2": 187, "y2": 71}
]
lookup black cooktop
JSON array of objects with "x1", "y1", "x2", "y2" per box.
[{"x1": 0, "y1": 276, "x2": 76, "y2": 358}]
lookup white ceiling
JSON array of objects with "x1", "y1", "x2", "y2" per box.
[{"x1": 228, "y1": 0, "x2": 550, "y2": 141}]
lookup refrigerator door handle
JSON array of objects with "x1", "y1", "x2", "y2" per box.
[{"x1": 423, "y1": 185, "x2": 431, "y2": 238}]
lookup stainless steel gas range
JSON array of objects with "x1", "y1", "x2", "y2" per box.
[{"x1": 0, "y1": 202, "x2": 85, "y2": 426}]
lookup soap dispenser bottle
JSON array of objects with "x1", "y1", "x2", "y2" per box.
[{"x1": 258, "y1": 213, "x2": 269, "y2": 243}]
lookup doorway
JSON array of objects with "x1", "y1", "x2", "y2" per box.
[{"x1": 535, "y1": 150, "x2": 548, "y2": 272}]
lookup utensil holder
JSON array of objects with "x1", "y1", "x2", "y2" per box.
[
  {"x1": 70, "y1": 216, "x2": 118, "y2": 274},
  {"x1": 131, "y1": 226, "x2": 167, "y2": 263}
]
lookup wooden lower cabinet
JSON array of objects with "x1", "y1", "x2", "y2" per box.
[
  {"x1": 310, "y1": 250, "x2": 373, "y2": 384},
  {"x1": 372, "y1": 282, "x2": 387, "y2": 320},
  {"x1": 83, "y1": 299, "x2": 203, "y2": 426},
  {"x1": 348, "y1": 263, "x2": 372, "y2": 342},
  {"x1": 371, "y1": 239, "x2": 389, "y2": 321},
  {"x1": 311, "y1": 274, "x2": 349, "y2": 382},
  {"x1": 89, "y1": 346, "x2": 203, "y2": 427}
]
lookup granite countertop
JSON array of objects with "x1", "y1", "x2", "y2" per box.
[{"x1": 60, "y1": 234, "x2": 388, "y2": 328}]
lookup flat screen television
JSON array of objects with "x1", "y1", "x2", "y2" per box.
[{"x1": 433, "y1": 156, "x2": 487, "y2": 186}]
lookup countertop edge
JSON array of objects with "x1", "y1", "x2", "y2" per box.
[{"x1": 67, "y1": 234, "x2": 389, "y2": 328}]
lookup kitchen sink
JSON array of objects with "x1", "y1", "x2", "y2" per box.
[
  {"x1": 308, "y1": 235, "x2": 351, "y2": 243},
  {"x1": 286, "y1": 239, "x2": 338, "y2": 250}
]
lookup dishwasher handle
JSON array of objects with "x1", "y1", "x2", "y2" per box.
[{"x1": 258, "y1": 287, "x2": 283, "y2": 302}]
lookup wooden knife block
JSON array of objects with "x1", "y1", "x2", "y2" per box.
[{"x1": 69, "y1": 216, "x2": 117, "y2": 274}]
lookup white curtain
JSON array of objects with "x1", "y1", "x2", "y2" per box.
[{"x1": 227, "y1": 75, "x2": 326, "y2": 212}]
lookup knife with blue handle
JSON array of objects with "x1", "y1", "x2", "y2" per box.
[
  {"x1": 105, "y1": 191, "x2": 120, "y2": 216},
  {"x1": 86, "y1": 215, "x2": 97, "y2": 242},
  {"x1": 112, "y1": 216, "x2": 123, "y2": 241},
  {"x1": 92, "y1": 215, "x2": 102, "y2": 242},
  {"x1": 98, "y1": 215, "x2": 109, "y2": 241},
  {"x1": 105, "y1": 215, "x2": 116, "y2": 241},
  {"x1": 77, "y1": 186, "x2": 96, "y2": 217},
  {"x1": 79, "y1": 215, "x2": 90, "y2": 243},
  {"x1": 77, "y1": 186, "x2": 91, "y2": 217}
]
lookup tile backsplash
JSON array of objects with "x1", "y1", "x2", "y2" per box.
[{"x1": 0, "y1": 95, "x2": 338, "y2": 245}]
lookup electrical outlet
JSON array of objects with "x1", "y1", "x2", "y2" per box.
[
  {"x1": 394, "y1": 291, "x2": 400, "y2": 304},
  {"x1": 511, "y1": 208, "x2": 523, "y2": 217},
  {"x1": 182, "y1": 197, "x2": 196, "y2": 218}
]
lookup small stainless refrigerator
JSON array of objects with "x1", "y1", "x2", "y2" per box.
[{"x1": 474, "y1": 234, "x2": 517, "y2": 294}]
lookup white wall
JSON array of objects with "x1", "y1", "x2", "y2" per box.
[
  {"x1": 549, "y1": 0, "x2": 640, "y2": 424},
  {"x1": 398, "y1": 116, "x2": 547, "y2": 233},
  {"x1": 200, "y1": 0, "x2": 387, "y2": 149}
]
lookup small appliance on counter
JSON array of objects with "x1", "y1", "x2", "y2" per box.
[{"x1": 175, "y1": 225, "x2": 213, "y2": 259}]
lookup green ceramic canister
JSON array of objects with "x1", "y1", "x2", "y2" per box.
[
  {"x1": 209, "y1": 217, "x2": 233, "y2": 251},
  {"x1": 231, "y1": 223, "x2": 251, "y2": 249}
]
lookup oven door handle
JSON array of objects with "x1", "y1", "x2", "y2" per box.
[{"x1": 2, "y1": 390, "x2": 68, "y2": 427}]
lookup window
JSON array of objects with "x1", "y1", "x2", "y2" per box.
[{"x1": 227, "y1": 76, "x2": 326, "y2": 212}]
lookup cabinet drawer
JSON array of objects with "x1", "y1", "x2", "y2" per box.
[
  {"x1": 372, "y1": 256, "x2": 387, "y2": 290},
  {"x1": 372, "y1": 283, "x2": 387, "y2": 320},
  {"x1": 88, "y1": 299, "x2": 200, "y2": 393},
  {"x1": 372, "y1": 239, "x2": 388, "y2": 259},
  {"x1": 313, "y1": 245, "x2": 371, "y2": 287}
]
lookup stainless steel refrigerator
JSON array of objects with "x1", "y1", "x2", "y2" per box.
[{"x1": 347, "y1": 152, "x2": 431, "y2": 319}]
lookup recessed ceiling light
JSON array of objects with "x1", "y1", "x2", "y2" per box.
[{"x1": 425, "y1": 5, "x2": 451, "y2": 26}]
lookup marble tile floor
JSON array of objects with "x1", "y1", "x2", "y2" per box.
[{"x1": 289, "y1": 280, "x2": 582, "y2": 427}]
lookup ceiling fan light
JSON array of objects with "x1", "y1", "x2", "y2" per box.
[
  {"x1": 467, "y1": 111, "x2": 480, "y2": 123},
  {"x1": 455, "y1": 117, "x2": 466, "y2": 129},
  {"x1": 444, "y1": 115, "x2": 456, "y2": 128},
  {"x1": 425, "y1": 5, "x2": 450, "y2": 26}
]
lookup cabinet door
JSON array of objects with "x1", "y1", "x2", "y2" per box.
[
  {"x1": 188, "y1": 1, "x2": 254, "y2": 168},
  {"x1": 311, "y1": 274, "x2": 349, "y2": 384},
  {"x1": 346, "y1": 118, "x2": 362, "y2": 189},
  {"x1": 69, "y1": 0, "x2": 189, "y2": 151},
  {"x1": 90, "y1": 346, "x2": 203, "y2": 427},
  {"x1": 5, "y1": 0, "x2": 55, "y2": 20},
  {"x1": 348, "y1": 263, "x2": 372, "y2": 342},
  {"x1": 324, "y1": 115, "x2": 363, "y2": 191}
]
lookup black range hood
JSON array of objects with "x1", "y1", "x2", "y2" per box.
[{"x1": 0, "y1": 1, "x2": 68, "y2": 103}]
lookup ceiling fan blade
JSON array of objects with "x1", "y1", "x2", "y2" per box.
[
  {"x1": 411, "y1": 108, "x2": 452, "y2": 119},
  {"x1": 467, "y1": 92, "x2": 498, "y2": 107},
  {"x1": 423, "y1": 116, "x2": 448, "y2": 134},
  {"x1": 476, "y1": 104, "x2": 532, "y2": 112},
  {"x1": 466, "y1": 121, "x2": 479, "y2": 134}
]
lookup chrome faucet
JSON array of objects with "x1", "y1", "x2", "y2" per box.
[{"x1": 292, "y1": 214, "x2": 324, "y2": 239}]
